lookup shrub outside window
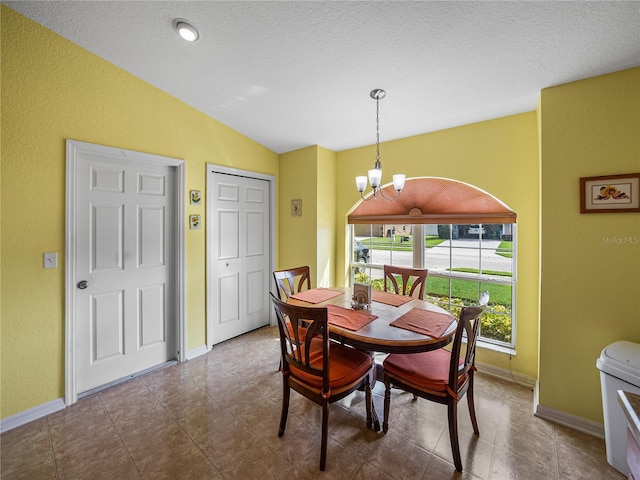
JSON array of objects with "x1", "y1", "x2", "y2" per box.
[{"x1": 351, "y1": 223, "x2": 515, "y2": 349}]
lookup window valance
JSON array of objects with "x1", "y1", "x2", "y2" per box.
[{"x1": 347, "y1": 177, "x2": 517, "y2": 225}]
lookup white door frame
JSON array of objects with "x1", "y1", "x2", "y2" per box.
[
  {"x1": 65, "y1": 139, "x2": 186, "y2": 406},
  {"x1": 206, "y1": 164, "x2": 276, "y2": 349}
]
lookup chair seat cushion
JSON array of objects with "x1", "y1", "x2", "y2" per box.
[
  {"x1": 383, "y1": 349, "x2": 464, "y2": 392},
  {"x1": 290, "y1": 338, "x2": 372, "y2": 389},
  {"x1": 286, "y1": 320, "x2": 307, "y2": 341}
]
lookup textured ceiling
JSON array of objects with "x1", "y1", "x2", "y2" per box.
[{"x1": 5, "y1": 1, "x2": 640, "y2": 154}]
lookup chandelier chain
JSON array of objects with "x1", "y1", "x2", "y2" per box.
[{"x1": 375, "y1": 95, "x2": 380, "y2": 165}]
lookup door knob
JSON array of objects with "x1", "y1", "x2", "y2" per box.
[{"x1": 77, "y1": 280, "x2": 88, "y2": 289}]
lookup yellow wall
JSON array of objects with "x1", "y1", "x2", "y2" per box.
[
  {"x1": 0, "y1": 7, "x2": 278, "y2": 418},
  {"x1": 334, "y1": 113, "x2": 541, "y2": 379},
  {"x1": 278, "y1": 146, "x2": 319, "y2": 284},
  {"x1": 316, "y1": 147, "x2": 336, "y2": 287},
  {"x1": 539, "y1": 68, "x2": 640, "y2": 422},
  {"x1": 277, "y1": 145, "x2": 336, "y2": 287}
]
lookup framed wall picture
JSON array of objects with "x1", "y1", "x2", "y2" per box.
[
  {"x1": 189, "y1": 214, "x2": 201, "y2": 230},
  {"x1": 352, "y1": 282, "x2": 371, "y2": 309},
  {"x1": 190, "y1": 190, "x2": 202, "y2": 205},
  {"x1": 580, "y1": 173, "x2": 640, "y2": 213}
]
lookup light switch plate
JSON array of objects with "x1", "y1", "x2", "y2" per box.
[{"x1": 44, "y1": 252, "x2": 57, "y2": 269}]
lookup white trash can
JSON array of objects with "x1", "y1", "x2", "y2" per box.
[{"x1": 596, "y1": 340, "x2": 640, "y2": 475}]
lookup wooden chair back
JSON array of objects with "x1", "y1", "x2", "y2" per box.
[
  {"x1": 383, "y1": 265, "x2": 428, "y2": 299},
  {"x1": 273, "y1": 266, "x2": 311, "y2": 300},
  {"x1": 270, "y1": 292, "x2": 330, "y2": 395},
  {"x1": 448, "y1": 291, "x2": 489, "y2": 393}
]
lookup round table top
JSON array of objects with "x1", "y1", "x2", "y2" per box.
[{"x1": 287, "y1": 287, "x2": 457, "y2": 354}]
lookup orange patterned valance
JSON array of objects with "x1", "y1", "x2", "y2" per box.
[{"x1": 347, "y1": 177, "x2": 516, "y2": 225}]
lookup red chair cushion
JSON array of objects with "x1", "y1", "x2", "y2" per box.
[
  {"x1": 290, "y1": 338, "x2": 372, "y2": 389},
  {"x1": 286, "y1": 320, "x2": 307, "y2": 341},
  {"x1": 383, "y1": 349, "x2": 464, "y2": 392}
]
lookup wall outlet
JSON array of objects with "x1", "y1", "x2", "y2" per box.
[{"x1": 44, "y1": 252, "x2": 57, "y2": 269}]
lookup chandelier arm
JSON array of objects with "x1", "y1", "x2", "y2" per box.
[
  {"x1": 360, "y1": 189, "x2": 377, "y2": 201},
  {"x1": 378, "y1": 187, "x2": 401, "y2": 202}
]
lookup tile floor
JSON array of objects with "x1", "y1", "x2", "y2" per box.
[{"x1": 1, "y1": 326, "x2": 626, "y2": 480}]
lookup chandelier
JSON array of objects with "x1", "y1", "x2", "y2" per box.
[{"x1": 355, "y1": 89, "x2": 405, "y2": 201}]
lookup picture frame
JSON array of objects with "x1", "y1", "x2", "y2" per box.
[
  {"x1": 189, "y1": 214, "x2": 201, "y2": 230},
  {"x1": 291, "y1": 199, "x2": 302, "y2": 217},
  {"x1": 352, "y1": 282, "x2": 371, "y2": 310},
  {"x1": 190, "y1": 190, "x2": 202, "y2": 206},
  {"x1": 580, "y1": 173, "x2": 640, "y2": 213}
]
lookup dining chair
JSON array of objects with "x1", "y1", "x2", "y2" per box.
[
  {"x1": 382, "y1": 291, "x2": 489, "y2": 472},
  {"x1": 270, "y1": 293, "x2": 374, "y2": 471},
  {"x1": 383, "y1": 265, "x2": 428, "y2": 299},
  {"x1": 272, "y1": 266, "x2": 313, "y2": 369},
  {"x1": 273, "y1": 265, "x2": 311, "y2": 300}
]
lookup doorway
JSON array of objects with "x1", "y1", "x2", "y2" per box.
[
  {"x1": 206, "y1": 164, "x2": 275, "y2": 346},
  {"x1": 65, "y1": 140, "x2": 185, "y2": 405}
]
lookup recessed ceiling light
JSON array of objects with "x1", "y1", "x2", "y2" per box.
[{"x1": 173, "y1": 18, "x2": 199, "y2": 42}]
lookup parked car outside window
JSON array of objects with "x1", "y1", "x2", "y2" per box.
[
  {"x1": 354, "y1": 241, "x2": 370, "y2": 263},
  {"x1": 468, "y1": 225, "x2": 485, "y2": 235}
]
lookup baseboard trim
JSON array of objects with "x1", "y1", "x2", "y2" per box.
[
  {"x1": 0, "y1": 398, "x2": 65, "y2": 434},
  {"x1": 477, "y1": 365, "x2": 604, "y2": 439},
  {"x1": 534, "y1": 403, "x2": 604, "y2": 438},
  {"x1": 186, "y1": 344, "x2": 209, "y2": 360},
  {"x1": 1, "y1": 348, "x2": 210, "y2": 434},
  {"x1": 476, "y1": 361, "x2": 537, "y2": 390}
]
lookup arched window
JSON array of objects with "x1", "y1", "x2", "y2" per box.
[{"x1": 348, "y1": 177, "x2": 516, "y2": 350}]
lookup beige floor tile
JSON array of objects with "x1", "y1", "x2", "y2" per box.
[
  {"x1": 0, "y1": 420, "x2": 57, "y2": 480},
  {"x1": 422, "y1": 454, "x2": 483, "y2": 479},
  {"x1": 295, "y1": 437, "x2": 365, "y2": 480},
  {"x1": 0, "y1": 326, "x2": 627, "y2": 480},
  {"x1": 366, "y1": 430, "x2": 431, "y2": 480},
  {"x1": 387, "y1": 404, "x2": 446, "y2": 452},
  {"x1": 432, "y1": 428, "x2": 493, "y2": 479},
  {"x1": 495, "y1": 419, "x2": 557, "y2": 473},
  {"x1": 490, "y1": 445, "x2": 559, "y2": 480},
  {"x1": 352, "y1": 461, "x2": 396, "y2": 480}
]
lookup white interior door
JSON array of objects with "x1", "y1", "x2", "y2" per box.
[
  {"x1": 207, "y1": 168, "x2": 272, "y2": 345},
  {"x1": 66, "y1": 140, "x2": 184, "y2": 398}
]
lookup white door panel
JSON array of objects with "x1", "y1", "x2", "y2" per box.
[
  {"x1": 91, "y1": 290, "x2": 124, "y2": 361},
  {"x1": 139, "y1": 284, "x2": 166, "y2": 346},
  {"x1": 208, "y1": 170, "x2": 271, "y2": 345},
  {"x1": 218, "y1": 209, "x2": 239, "y2": 259},
  {"x1": 72, "y1": 145, "x2": 178, "y2": 394}
]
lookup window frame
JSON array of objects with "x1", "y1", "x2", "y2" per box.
[{"x1": 350, "y1": 222, "x2": 517, "y2": 351}]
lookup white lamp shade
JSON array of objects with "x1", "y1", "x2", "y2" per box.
[
  {"x1": 368, "y1": 168, "x2": 382, "y2": 188},
  {"x1": 355, "y1": 176, "x2": 368, "y2": 192},
  {"x1": 393, "y1": 174, "x2": 406, "y2": 191}
]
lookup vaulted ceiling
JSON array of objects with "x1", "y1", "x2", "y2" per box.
[{"x1": 5, "y1": 1, "x2": 639, "y2": 154}]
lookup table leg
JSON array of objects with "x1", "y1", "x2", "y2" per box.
[
  {"x1": 370, "y1": 401, "x2": 380, "y2": 431},
  {"x1": 370, "y1": 366, "x2": 381, "y2": 431}
]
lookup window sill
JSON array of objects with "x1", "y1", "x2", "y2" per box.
[{"x1": 477, "y1": 339, "x2": 516, "y2": 356}]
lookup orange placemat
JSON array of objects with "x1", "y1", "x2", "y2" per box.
[
  {"x1": 290, "y1": 288, "x2": 344, "y2": 304},
  {"x1": 372, "y1": 290, "x2": 414, "y2": 307},
  {"x1": 390, "y1": 308, "x2": 455, "y2": 338},
  {"x1": 327, "y1": 305, "x2": 377, "y2": 331}
]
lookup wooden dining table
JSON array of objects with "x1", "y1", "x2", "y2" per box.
[
  {"x1": 286, "y1": 286, "x2": 458, "y2": 431},
  {"x1": 286, "y1": 286, "x2": 457, "y2": 354}
]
